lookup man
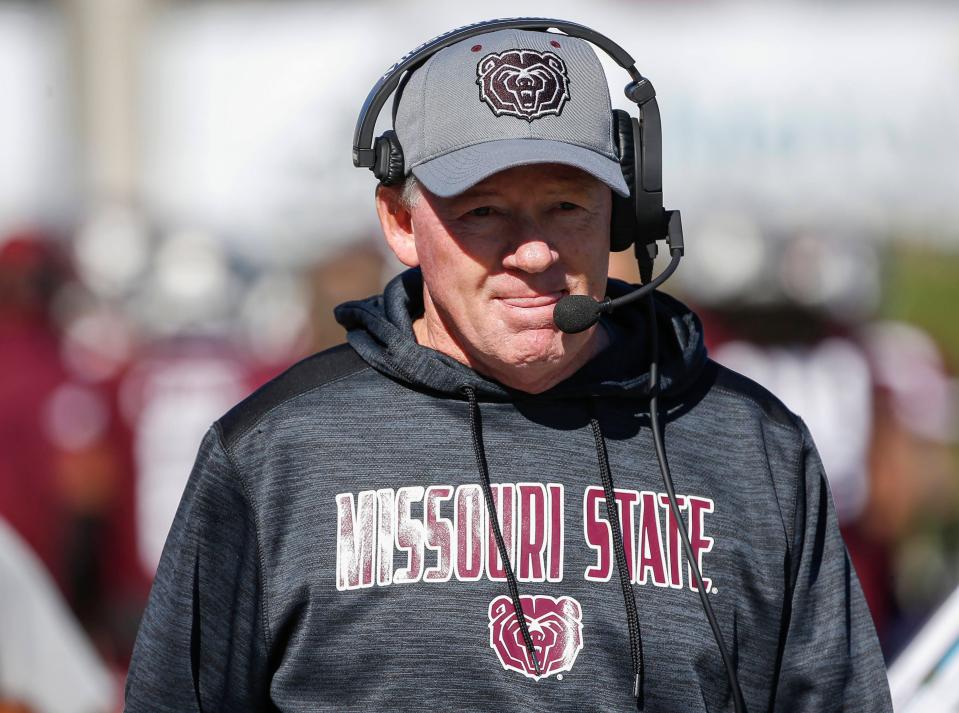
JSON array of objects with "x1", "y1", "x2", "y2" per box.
[{"x1": 125, "y1": 25, "x2": 892, "y2": 712}]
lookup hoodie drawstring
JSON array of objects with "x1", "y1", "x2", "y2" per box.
[
  {"x1": 463, "y1": 385, "x2": 645, "y2": 708},
  {"x1": 463, "y1": 385, "x2": 542, "y2": 677},
  {"x1": 590, "y1": 415, "x2": 646, "y2": 711}
]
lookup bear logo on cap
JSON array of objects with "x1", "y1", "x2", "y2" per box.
[{"x1": 476, "y1": 49, "x2": 570, "y2": 122}]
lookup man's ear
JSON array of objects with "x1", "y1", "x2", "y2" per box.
[{"x1": 376, "y1": 184, "x2": 419, "y2": 267}]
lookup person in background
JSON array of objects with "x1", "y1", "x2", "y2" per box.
[{"x1": 0, "y1": 231, "x2": 149, "y2": 668}]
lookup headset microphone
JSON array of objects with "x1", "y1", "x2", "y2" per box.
[
  {"x1": 553, "y1": 211, "x2": 685, "y2": 334},
  {"x1": 552, "y1": 295, "x2": 607, "y2": 334}
]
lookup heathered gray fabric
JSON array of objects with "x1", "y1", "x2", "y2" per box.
[
  {"x1": 125, "y1": 269, "x2": 893, "y2": 712},
  {"x1": 395, "y1": 29, "x2": 629, "y2": 198}
]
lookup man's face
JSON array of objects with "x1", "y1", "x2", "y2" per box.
[{"x1": 378, "y1": 163, "x2": 612, "y2": 393}]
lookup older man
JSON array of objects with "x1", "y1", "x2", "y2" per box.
[{"x1": 125, "y1": 23, "x2": 891, "y2": 713}]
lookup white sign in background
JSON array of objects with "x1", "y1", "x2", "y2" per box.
[{"x1": 0, "y1": 4, "x2": 75, "y2": 236}]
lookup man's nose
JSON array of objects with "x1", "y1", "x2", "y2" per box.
[{"x1": 502, "y1": 226, "x2": 560, "y2": 274}]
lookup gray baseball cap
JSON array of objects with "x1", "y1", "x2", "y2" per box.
[{"x1": 394, "y1": 29, "x2": 629, "y2": 198}]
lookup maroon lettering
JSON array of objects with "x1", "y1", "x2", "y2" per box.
[
  {"x1": 659, "y1": 493, "x2": 687, "y2": 589},
  {"x1": 637, "y1": 492, "x2": 667, "y2": 586},
  {"x1": 584, "y1": 487, "x2": 612, "y2": 581},
  {"x1": 335, "y1": 490, "x2": 377, "y2": 591},
  {"x1": 376, "y1": 489, "x2": 395, "y2": 586},
  {"x1": 548, "y1": 484, "x2": 564, "y2": 582},
  {"x1": 424, "y1": 486, "x2": 453, "y2": 582},
  {"x1": 486, "y1": 484, "x2": 516, "y2": 581},
  {"x1": 687, "y1": 496, "x2": 715, "y2": 592},
  {"x1": 518, "y1": 483, "x2": 547, "y2": 581},
  {"x1": 394, "y1": 486, "x2": 425, "y2": 584},
  {"x1": 614, "y1": 490, "x2": 639, "y2": 581},
  {"x1": 455, "y1": 484, "x2": 484, "y2": 581}
]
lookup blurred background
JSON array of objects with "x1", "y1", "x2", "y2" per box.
[{"x1": 1, "y1": 0, "x2": 957, "y2": 711}]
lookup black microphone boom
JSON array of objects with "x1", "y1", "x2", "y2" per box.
[
  {"x1": 553, "y1": 250, "x2": 681, "y2": 334},
  {"x1": 552, "y1": 210, "x2": 685, "y2": 335}
]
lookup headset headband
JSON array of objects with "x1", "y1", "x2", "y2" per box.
[{"x1": 352, "y1": 17, "x2": 647, "y2": 170}]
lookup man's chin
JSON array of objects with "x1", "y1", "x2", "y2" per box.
[
  {"x1": 495, "y1": 329, "x2": 573, "y2": 369},
  {"x1": 469, "y1": 327, "x2": 603, "y2": 393}
]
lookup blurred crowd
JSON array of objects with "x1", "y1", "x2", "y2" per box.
[
  {"x1": 613, "y1": 234, "x2": 959, "y2": 655},
  {"x1": 0, "y1": 226, "x2": 391, "y2": 712}
]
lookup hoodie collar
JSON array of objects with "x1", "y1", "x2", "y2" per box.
[{"x1": 334, "y1": 268, "x2": 707, "y2": 402}]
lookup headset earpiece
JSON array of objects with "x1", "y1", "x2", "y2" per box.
[
  {"x1": 610, "y1": 109, "x2": 639, "y2": 252},
  {"x1": 373, "y1": 130, "x2": 406, "y2": 185}
]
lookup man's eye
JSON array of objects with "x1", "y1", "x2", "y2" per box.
[
  {"x1": 559, "y1": 202, "x2": 580, "y2": 211},
  {"x1": 469, "y1": 206, "x2": 492, "y2": 217}
]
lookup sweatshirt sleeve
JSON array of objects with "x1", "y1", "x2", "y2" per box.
[
  {"x1": 772, "y1": 420, "x2": 892, "y2": 712},
  {"x1": 124, "y1": 425, "x2": 271, "y2": 713}
]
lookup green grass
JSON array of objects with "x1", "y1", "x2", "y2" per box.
[{"x1": 882, "y1": 244, "x2": 959, "y2": 373}]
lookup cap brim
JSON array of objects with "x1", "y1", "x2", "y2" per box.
[{"x1": 411, "y1": 139, "x2": 630, "y2": 199}]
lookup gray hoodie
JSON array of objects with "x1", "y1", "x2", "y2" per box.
[{"x1": 125, "y1": 268, "x2": 892, "y2": 712}]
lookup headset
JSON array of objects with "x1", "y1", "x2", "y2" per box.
[
  {"x1": 352, "y1": 18, "x2": 745, "y2": 713},
  {"x1": 352, "y1": 17, "x2": 682, "y2": 276}
]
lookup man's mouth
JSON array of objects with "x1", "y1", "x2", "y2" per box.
[{"x1": 498, "y1": 291, "x2": 566, "y2": 308}]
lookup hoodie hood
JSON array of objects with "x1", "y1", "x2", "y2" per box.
[{"x1": 334, "y1": 268, "x2": 707, "y2": 402}]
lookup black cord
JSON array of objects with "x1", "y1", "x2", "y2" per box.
[
  {"x1": 590, "y1": 417, "x2": 645, "y2": 710},
  {"x1": 644, "y1": 293, "x2": 748, "y2": 713},
  {"x1": 463, "y1": 386, "x2": 542, "y2": 677}
]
